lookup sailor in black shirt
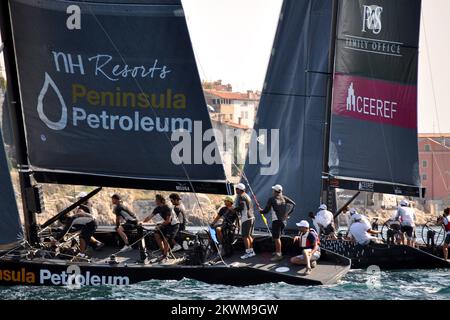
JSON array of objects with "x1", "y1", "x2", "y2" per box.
[
  {"x1": 57, "y1": 211, "x2": 103, "y2": 257},
  {"x1": 260, "y1": 184, "x2": 296, "y2": 262},
  {"x1": 210, "y1": 196, "x2": 238, "y2": 245},
  {"x1": 143, "y1": 194, "x2": 180, "y2": 259},
  {"x1": 75, "y1": 192, "x2": 92, "y2": 214},
  {"x1": 111, "y1": 194, "x2": 138, "y2": 252},
  {"x1": 169, "y1": 193, "x2": 187, "y2": 231}
]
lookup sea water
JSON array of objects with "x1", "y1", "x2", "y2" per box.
[{"x1": 0, "y1": 269, "x2": 449, "y2": 300}]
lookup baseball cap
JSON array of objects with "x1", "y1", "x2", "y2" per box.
[
  {"x1": 224, "y1": 196, "x2": 234, "y2": 203},
  {"x1": 272, "y1": 184, "x2": 283, "y2": 192},
  {"x1": 296, "y1": 220, "x2": 310, "y2": 228},
  {"x1": 236, "y1": 183, "x2": 246, "y2": 191},
  {"x1": 319, "y1": 204, "x2": 327, "y2": 210},
  {"x1": 77, "y1": 192, "x2": 88, "y2": 199}
]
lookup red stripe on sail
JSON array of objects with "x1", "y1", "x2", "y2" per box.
[{"x1": 332, "y1": 74, "x2": 417, "y2": 129}]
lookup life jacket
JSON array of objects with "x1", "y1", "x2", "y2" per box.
[
  {"x1": 444, "y1": 217, "x2": 450, "y2": 232},
  {"x1": 298, "y1": 228, "x2": 319, "y2": 249},
  {"x1": 310, "y1": 228, "x2": 320, "y2": 245}
]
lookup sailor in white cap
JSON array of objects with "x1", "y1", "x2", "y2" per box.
[
  {"x1": 346, "y1": 207, "x2": 371, "y2": 231},
  {"x1": 74, "y1": 191, "x2": 92, "y2": 215},
  {"x1": 260, "y1": 184, "x2": 296, "y2": 262},
  {"x1": 234, "y1": 183, "x2": 256, "y2": 260},
  {"x1": 394, "y1": 199, "x2": 416, "y2": 247},
  {"x1": 315, "y1": 204, "x2": 336, "y2": 239},
  {"x1": 347, "y1": 214, "x2": 381, "y2": 246},
  {"x1": 290, "y1": 220, "x2": 320, "y2": 275}
]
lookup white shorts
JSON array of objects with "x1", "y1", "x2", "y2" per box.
[{"x1": 296, "y1": 250, "x2": 321, "y2": 261}]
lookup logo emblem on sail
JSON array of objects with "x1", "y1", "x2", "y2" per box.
[
  {"x1": 345, "y1": 82, "x2": 397, "y2": 120},
  {"x1": 37, "y1": 73, "x2": 68, "y2": 131},
  {"x1": 362, "y1": 5, "x2": 383, "y2": 35},
  {"x1": 346, "y1": 83, "x2": 356, "y2": 111}
]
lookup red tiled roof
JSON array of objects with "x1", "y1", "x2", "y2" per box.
[
  {"x1": 223, "y1": 121, "x2": 249, "y2": 129},
  {"x1": 418, "y1": 133, "x2": 450, "y2": 138},
  {"x1": 205, "y1": 89, "x2": 257, "y2": 101}
]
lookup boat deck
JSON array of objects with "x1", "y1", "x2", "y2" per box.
[
  {"x1": 81, "y1": 244, "x2": 350, "y2": 286},
  {"x1": 320, "y1": 238, "x2": 450, "y2": 270},
  {"x1": 222, "y1": 251, "x2": 350, "y2": 285},
  {"x1": 0, "y1": 228, "x2": 350, "y2": 286}
]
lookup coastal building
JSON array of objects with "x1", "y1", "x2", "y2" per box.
[
  {"x1": 204, "y1": 88, "x2": 259, "y2": 129},
  {"x1": 418, "y1": 133, "x2": 450, "y2": 201},
  {"x1": 202, "y1": 82, "x2": 260, "y2": 181}
]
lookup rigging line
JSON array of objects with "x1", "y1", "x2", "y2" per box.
[
  {"x1": 106, "y1": 224, "x2": 155, "y2": 257},
  {"x1": 37, "y1": 249, "x2": 91, "y2": 262},
  {"x1": 0, "y1": 241, "x2": 28, "y2": 259},
  {"x1": 179, "y1": 11, "x2": 232, "y2": 267},
  {"x1": 421, "y1": 9, "x2": 442, "y2": 135},
  {"x1": 183, "y1": 9, "x2": 209, "y2": 91},
  {"x1": 428, "y1": 138, "x2": 450, "y2": 151},
  {"x1": 85, "y1": 5, "x2": 221, "y2": 239},
  {"x1": 420, "y1": 9, "x2": 448, "y2": 193}
]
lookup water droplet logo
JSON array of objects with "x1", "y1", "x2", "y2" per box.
[{"x1": 37, "y1": 73, "x2": 68, "y2": 131}]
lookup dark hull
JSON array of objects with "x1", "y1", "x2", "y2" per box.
[
  {"x1": 321, "y1": 239, "x2": 450, "y2": 270},
  {"x1": 0, "y1": 234, "x2": 350, "y2": 287},
  {"x1": 0, "y1": 249, "x2": 349, "y2": 287}
]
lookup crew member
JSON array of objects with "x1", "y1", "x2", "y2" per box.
[
  {"x1": 290, "y1": 220, "x2": 320, "y2": 275},
  {"x1": 315, "y1": 204, "x2": 336, "y2": 239},
  {"x1": 75, "y1": 192, "x2": 92, "y2": 214},
  {"x1": 234, "y1": 183, "x2": 255, "y2": 260},
  {"x1": 210, "y1": 196, "x2": 239, "y2": 247},
  {"x1": 440, "y1": 207, "x2": 450, "y2": 261},
  {"x1": 111, "y1": 194, "x2": 138, "y2": 252},
  {"x1": 260, "y1": 184, "x2": 296, "y2": 262},
  {"x1": 169, "y1": 193, "x2": 187, "y2": 231},
  {"x1": 57, "y1": 211, "x2": 103, "y2": 258},
  {"x1": 347, "y1": 214, "x2": 381, "y2": 246},
  {"x1": 143, "y1": 194, "x2": 180, "y2": 260},
  {"x1": 395, "y1": 200, "x2": 416, "y2": 247},
  {"x1": 347, "y1": 208, "x2": 370, "y2": 228},
  {"x1": 168, "y1": 193, "x2": 185, "y2": 251}
]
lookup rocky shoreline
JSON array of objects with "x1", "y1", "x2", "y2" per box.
[{"x1": 9, "y1": 171, "x2": 440, "y2": 228}]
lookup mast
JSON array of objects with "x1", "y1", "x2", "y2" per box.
[
  {"x1": 0, "y1": 1, "x2": 38, "y2": 245},
  {"x1": 321, "y1": 0, "x2": 339, "y2": 211}
]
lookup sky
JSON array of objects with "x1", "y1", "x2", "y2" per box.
[
  {"x1": 0, "y1": 0, "x2": 448, "y2": 133},
  {"x1": 182, "y1": 0, "x2": 450, "y2": 134}
]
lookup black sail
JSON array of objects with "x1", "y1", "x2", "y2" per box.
[
  {"x1": 0, "y1": 118, "x2": 23, "y2": 249},
  {"x1": 8, "y1": 0, "x2": 230, "y2": 194},
  {"x1": 328, "y1": 0, "x2": 423, "y2": 197},
  {"x1": 243, "y1": 0, "x2": 333, "y2": 229}
]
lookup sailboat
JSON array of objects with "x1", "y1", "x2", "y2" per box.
[
  {"x1": 0, "y1": 0, "x2": 350, "y2": 286},
  {"x1": 244, "y1": 0, "x2": 449, "y2": 270}
]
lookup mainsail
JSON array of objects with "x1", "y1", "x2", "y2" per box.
[
  {"x1": 8, "y1": 0, "x2": 230, "y2": 194},
  {"x1": 328, "y1": 0, "x2": 423, "y2": 197},
  {"x1": 243, "y1": 0, "x2": 333, "y2": 229},
  {"x1": 0, "y1": 116, "x2": 23, "y2": 249}
]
